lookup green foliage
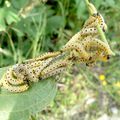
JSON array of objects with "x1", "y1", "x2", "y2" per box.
[{"x1": 0, "y1": 67, "x2": 57, "y2": 120}]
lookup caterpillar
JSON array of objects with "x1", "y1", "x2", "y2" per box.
[
  {"x1": 82, "y1": 37, "x2": 113, "y2": 55},
  {"x1": 40, "y1": 60, "x2": 68, "y2": 77},
  {"x1": 1, "y1": 71, "x2": 29, "y2": 93},
  {"x1": 2, "y1": 79, "x2": 29, "y2": 93},
  {"x1": 61, "y1": 43, "x2": 89, "y2": 60},
  {"x1": 62, "y1": 13, "x2": 107, "y2": 52},
  {"x1": 23, "y1": 51, "x2": 61, "y2": 64},
  {"x1": 25, "y1": 60, "x2": 43, "y2": 68},
  {"x1": 6, "y1": 67, "x2": 24, "y2": 85},
  {"x1": 83, "y1": 13, "x2": 107, "y2": 31},
  {"x1": 13, "y1": 64, "x2": 39, "y2": 82},
  {"x1": 41, "y1": 67, "x2": 66, "y2": 79},
  {"x1": 79, "y1": 37, "x2": 113, "y2": 64},
  {"x1": 80, "y1": 27, "x2": 98, "y2": 37},
  {"x1": 95, "y1": 13, "x2": 107, "y2": 32},
  {"x1": 33, "y1": 58, "x2": 54, "y2": 77}
]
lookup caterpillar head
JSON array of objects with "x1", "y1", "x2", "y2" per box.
[
  {"x1": 92, "y1": 13, "x2": 107, "y2": 32},
  {"x1": 98, "y1": 52, "x2": 111, "y2": 62}
]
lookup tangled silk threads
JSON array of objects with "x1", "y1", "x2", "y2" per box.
[{"x1": 0, "y1": 12, "x2": 113, "y2": 92}]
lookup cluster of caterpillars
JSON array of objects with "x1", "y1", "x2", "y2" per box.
[
  {"x1": 61, "y1": 12, "x2": 113, "y2": 66},
  {"x1": 0, "y1": 12, "x2": 113, "y2": 93}
]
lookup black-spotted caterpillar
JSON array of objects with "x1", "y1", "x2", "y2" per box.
[
  {"x1": 61, "y1": 12, "x2": 112, "y2": 66},
  {"x1": 0, "y1": 52, "x2": 67, "y2": 92},
  {"x1": 0, "y1": 11, "x2": 114, "y2": 92}
]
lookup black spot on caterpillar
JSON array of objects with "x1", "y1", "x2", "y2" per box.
[
  {"x1": 41, "y1": 67, "x2": 66, "y2": 79},
  {"x1": 80, "y1": 27, "x2": 97, "y2": 37}
]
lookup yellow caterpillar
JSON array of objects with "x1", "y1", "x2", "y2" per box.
[
  {"x1": 33, "y1": 58, "x2": 54, "y2": 77},
  {"x1": 41, "y1": 67, "x2": 66, "y2": 79},
  {"x1": 2, "y1": 79, "x2": 29, "y2": 93},
  {"x1": 82, "y1": 36, "x2": 113, "y2": 55},
  {"x1": 6, "y1": 67, "x2": 25, "y2": 85},
  {"x1": 1, "y1": 68, "x2": 29, "y2": 93},
  {"x1": 0, "y1": 9, "x2": 113, "y2": 93},
  {"x1": 23, "y1": 52, "x2": 61, "y2": 64},
  {"x1": 40, "y1": 60, "x2": 68, "y2": 77},
  {"x1": 61, "y1": 43, "x2": 89, "y2": 60},
  {"x1": 13, "y1": 64, "x2": 38, "y2": 82},
  {"x1": 83, "y1": 13, "x2": 107, "y2": 31}
]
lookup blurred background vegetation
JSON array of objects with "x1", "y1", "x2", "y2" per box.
[{"x1": 0, "y1": 0, "x2": 120, "y2": 120}]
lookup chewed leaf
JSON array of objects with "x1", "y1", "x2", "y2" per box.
[{"x1": 0, "y1": 67, "x2": 57, "y2": 120}]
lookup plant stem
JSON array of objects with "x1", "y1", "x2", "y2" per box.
[{"x1": 84, "y1": 0, "x2": 115, "y2": 55}]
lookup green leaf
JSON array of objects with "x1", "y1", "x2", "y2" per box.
[
  {"x1": 75, "y1": 0, "x2": 87, "y2": 19},
  {"x1": 0, "y1": 67, "x2": 57, "y2": 120},
  {"x1": 0, "y1": 6, "x2": 20, "y2": 31},
  {"x1": 46, "y1": 16, "x2": 64, "y2": 34},
  {"x1": 105, "y1": 0, "x2": 115, "y2": 6}
]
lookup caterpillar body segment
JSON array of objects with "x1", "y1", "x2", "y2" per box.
[
  {"x1": 36, "y1": 52, "x2": 61, "y2": 61},
  {"x1": 2, "y1": 77, "x2": 29, "y2": 93},
  {"x1": 83, "y1": 13, "x2": 107, "y2": 32},
  {"x1": 41, "y1": 67, "x2": 66, "y2": 79},
  {"x1": 80, "y1": 27, "x2": 98, "y2": 37},
  {"x1": 40, "y1": 60, "x2": 68, "y2": 76},
  {"x1": 13, "y1": 64, "x2": 38, "y2": 82},
  {"x1": 83, "y1": 15, "x2": 98, "y2": 28},
  {"x1": 63, "y1": 31, "x2": 82, "y2": 47},
  {"x1": 25, "y1": 60, "x2": 43, "y2": 68},
  {"x1": 24, "y1": 67, "x2": 38, "y2": 82},
  {"x1": 82, "y1": 37, "x2": 113, "y2": 55},
  {"x1": 96, "y1": 13, "x2": 107, "y2": 32},
  {"x1": 80, "y1": 37, "x2": 112, "y2": 63},
  {"x1": 23, "y1": 52, "x2": 61, "y2": 64},
  {"x1": 61, "y1": 43, "x2": 89, "y2": 60},
  {"x1": 12, "y1": 64, "x2": 28, "y2": 80},
  {"x1": 6, "y1": 67, "x2": 24, "y2": 85},
  {"x1": 33, "y1": 58, "x2": 54, "y2": 77}
]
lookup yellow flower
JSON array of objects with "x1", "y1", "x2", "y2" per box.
[
  {"x1": 99, "y1": 74, "x2": 105, "y2": 81},
  {"x1": 102, "y1": 81, "x2": 107, "y2": 86},
  {"x1": 114, "y1": 82, "x2": 120, "y2": 87}
]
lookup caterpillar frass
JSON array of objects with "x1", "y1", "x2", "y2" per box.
[
  {"x1": 40, "y1": 60, "x2": 68, "y2": 77},
  {"x1": 41, "y1": 67, "x2": 66, "y2": 79}
]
